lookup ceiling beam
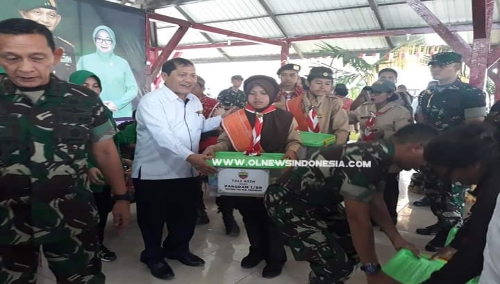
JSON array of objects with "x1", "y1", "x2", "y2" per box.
[
  {"x1": 256, "y1": 0, "x2": 304, "y2": 59},
  {"x1": 367, "y1": 0, "x2": 395, "y2": 49},
  {"x1": 150, "y1": 25, "x2": 188, "y2": 78},
  {"x1": 151, "y1": 23, "x2": 500, "y2": 52},
  {"x1": 174, "y1": 5, "x2": 232, "y2": 62},
  {"x1": 406, "y1": 0, "x2": 472, "y2": 64},
  {"x1": 148, "y1": 12, "x2": 284, "y2": 46},
  {"x1": 189, "y1": 0, "x2": 435, "y2": 26}
]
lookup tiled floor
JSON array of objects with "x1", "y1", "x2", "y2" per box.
[{"x1": 38, "y1": 171, "x2": 445, "y2": 284}]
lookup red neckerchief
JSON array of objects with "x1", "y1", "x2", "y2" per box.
[
  {"x1": 275, "y1": 84, "x2": 304, "y2": 102},
  {"x1": 362, "y1": 105, "x2": 395, "y2": 141},
  {"x1": 307, "y1": 107, "x2": 320, "y2": 133},
  {"x1": 243, "y1": 104, "x2": 277, "y2": 156},
  {"x1": 200, "y1": 94, "x2": 219, "y2": 119}
]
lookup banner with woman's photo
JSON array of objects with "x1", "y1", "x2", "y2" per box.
[{"x1": 0, "y1": 0, "x2": 147, "y2": 119}]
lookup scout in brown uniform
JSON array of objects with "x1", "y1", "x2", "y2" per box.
[
  {"x1": 349, "y1": 80, "x2": 413, "y2": 224},
  {"x1": 286, "y1": 67, "x2": 350, "y2": 144},
  {"x1": 274, "y1": 63, "x2": 305, "y2": 108},
  {"x1": 203, "y1": 75, "x2": 302, "y2": 279}
]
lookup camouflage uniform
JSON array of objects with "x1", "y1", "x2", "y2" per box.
[
  {"x1": 217, "y1": 88, "x2": 246, "y2": 109},
  {"x1": 418, "y1": 78, "x2": 486, "y2": 229},
  {"x1": 0, "y1": 75, "x2": 115, "y2": 283},
  {"x1": 264, "y1": 140, "x2": 395, "y2": 284}
]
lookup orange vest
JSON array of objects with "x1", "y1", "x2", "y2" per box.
[
  {"x1": 286, "y1": 97, "x2": 308, "y2": 131},
  {"x1": 221, "y1": 109, "x2": 254, "y2": 152}
]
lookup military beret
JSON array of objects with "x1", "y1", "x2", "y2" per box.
[
  {"x1": 307, "y1": 67, "x2": 333, "y2": 82},
  {"x1": 428, "y1": 52, "x2": 462, "y2": 66},
  {"x1": 277, "y1": 63, "x2": 301, "y2": 75},
  {"x1": 19, "y1": 0, "x2": 57, "y2": 11}
]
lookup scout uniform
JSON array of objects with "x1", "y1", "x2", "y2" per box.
[
  {"x1": 349, "y1": 81, "x2": 412, "y2": 142},
  {"x1": 18, "y1": 0, "x2": 77, "y2": 81},
  {"x1": 0, "y1": 73, "x2": 114, "y2": 283},
  {"x1": 286, "y1": 68, "x2": 350, "y2": 144},
  {"x1": 264, "y1": 139, "x2": 395, "y2": 284},
  {"x1": 274, "y1": 64, "x2": 305, "y2": 108},
  {"x1": 209, "y1": 75, "x2": 302, "y2": 278},
  {"x1": 416, "y1": 52, "x2": 487, "y2": 249},
  {"x1": 349, "y1": 80, "x2": 412, "y2": 223},
  {"x1": 217, "y1": 75, "x2": 246, "y2": 109}
]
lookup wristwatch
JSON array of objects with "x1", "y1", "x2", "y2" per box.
[
  {"x1": 360, "y1": 263, "x2": 381, "y2": 275},
  {"x1": 113, "y1": 193, "x2": 132, "y2": 202}
]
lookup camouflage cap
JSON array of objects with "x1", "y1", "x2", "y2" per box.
[
  {"x1": 277, "y1": 63, "x2": 301, "y2": 75},
  {"x1": 428, "y1": 52, "x2": 462, "y2": 66},
  {"x1": 18, "y1": 0, "x2": 57, "y2": 11},
  {"x1": 370, "y1": 80, "x2": 396, "y2": 93}
]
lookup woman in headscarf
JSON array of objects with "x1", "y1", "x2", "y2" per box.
[
  {"x1": 77, "y1": 25, "x2": 139, "y2": 119},
  {"x1": 68, "y1": 70, "x2": 128, "y2": 263},
  {"x1": 348, "y1": 80, "x2": 413, "y2": 225},
  {"x1": 203, "y1": 75, "x2": 302, "y2": 279}
]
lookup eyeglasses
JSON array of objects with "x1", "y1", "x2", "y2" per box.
[{"x1": 95, "y1": 37, "x2": 112, "y2": 45}]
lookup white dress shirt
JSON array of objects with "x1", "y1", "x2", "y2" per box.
[
  {"x1": 132, "y1": 85, "x2": 222, "y2": 180},
  {"x1": 480, "y1": 194, "x2": 500, "y2": 284}
]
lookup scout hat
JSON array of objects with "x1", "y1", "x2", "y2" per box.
[
  {"x1": 428, "y1": 52, "x2": 462, "y2": 66},
  {"x1": 307, "y1": 67, "x2": 333, "y2": 82},
  {"x1": 370, "y1": 80, "x2": 397, "y2": 93},
  {"x1": 244, "y1": 75, "x2": 280, "y2": 103},
  {"x1": 277, "y1": 63, "x2": 301, "y2": 75}
]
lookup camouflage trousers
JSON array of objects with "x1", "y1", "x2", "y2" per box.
[
  {"x1": 0, "y1": 227, "x2": 105, "y2": 284},
  {"x1": 264, "y1": 184, "x2": 359, "y2": 284},
  {"x1": 422, "y1": 168, "x2": 466, "y2": 228}
]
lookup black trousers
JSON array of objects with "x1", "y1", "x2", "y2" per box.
[
  {"x1": 93, "y1": 186, "x2": 114, "y2": 244},
  {"x1": 383, "y1": 173, "x2": 400, "y2": 220},
  {"x1": 133, "y1": 175, "x2": 199, "y2": 265},
  {"x1": 235, "y1": 197, "x2": 287, "y2": 264}
]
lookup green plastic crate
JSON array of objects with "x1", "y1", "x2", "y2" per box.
[
  {"x1": 300, "y1": 131, "x2": 336, "y2": 147},
  {"x1": 206, "y1": 151, "x2": 287, "y2": 169},
  {"x1": 383, "y1": 249, "x2": 479, "y2": 284}
]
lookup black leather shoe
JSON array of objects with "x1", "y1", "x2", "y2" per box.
[
  {"x1": 241, "y1": 253, "x2": 264, "y2": 269},
  {"x1": 416, "y1": 222, "x2": 441, "y2": 235},
  {"x1": 167, "y1": 252, "x2": 205, "y2": 267},
  {"x1": 262, "y1": 262, "x2": 284, "y2": 278},
  {"x1": 425, "y1": 228, "x2": 449, "y2": 252},
  {"x1": 148, "y1": 261, "x2": 175, "y2": 280},
  {"x1": 413, "y1": 197, "x2": 430, "y2": 207}
]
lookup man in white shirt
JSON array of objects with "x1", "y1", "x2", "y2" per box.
[
  {"x1": 480, "y1": 194, "x2": 500, "y2": 284},
  {"x1": 131, "y1": 58, "x2": 236, "y2": 280}
]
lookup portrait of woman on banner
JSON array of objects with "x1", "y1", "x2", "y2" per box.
[{"x1": 77, "y1": 25, "x2": 138, "y2": 118}]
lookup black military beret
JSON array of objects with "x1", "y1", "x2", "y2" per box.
[{"x1": 277, "y1": 63, "x2": 301, "y2": 75}]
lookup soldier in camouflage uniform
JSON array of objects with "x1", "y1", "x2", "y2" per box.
[
  {"x1": 0, "y1": 18, "x2": 130, "y2": 283},
  {"x1": 18, "y1": 0, "x2": 77, "y2": 81},
  {"x1": 264, "y1": 123, "x2": 439, "y2": 284},
  {"x1": 217, "y1": 75, "x2": 246, "y2": 109},
  {"x1": 415, "y1": 52, "x2": 487, "y2": 251}
]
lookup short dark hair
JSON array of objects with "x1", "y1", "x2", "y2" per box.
[
  {"x1": 392, "y1": 123, "x2": 439, "y2": 144},
  {"x1": 0, "y1": 18, "x2": 56, "y2": 51},
  {"x1": 424, "y1": 122, "x2": 498, "y2": 169},
  {"x1": 397, "y1": 84, "x2": 407, "y2": 89},
  {"x1": 161, "y1": 58, "x2": 194, "y2": 75},
  {"x1": 378, "y1": 68, "x2": 398, "y2": 78}
]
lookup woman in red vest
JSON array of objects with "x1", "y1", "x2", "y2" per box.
[{"x1": 203, "y1": 75, "x2": 302, "y2": 279}]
